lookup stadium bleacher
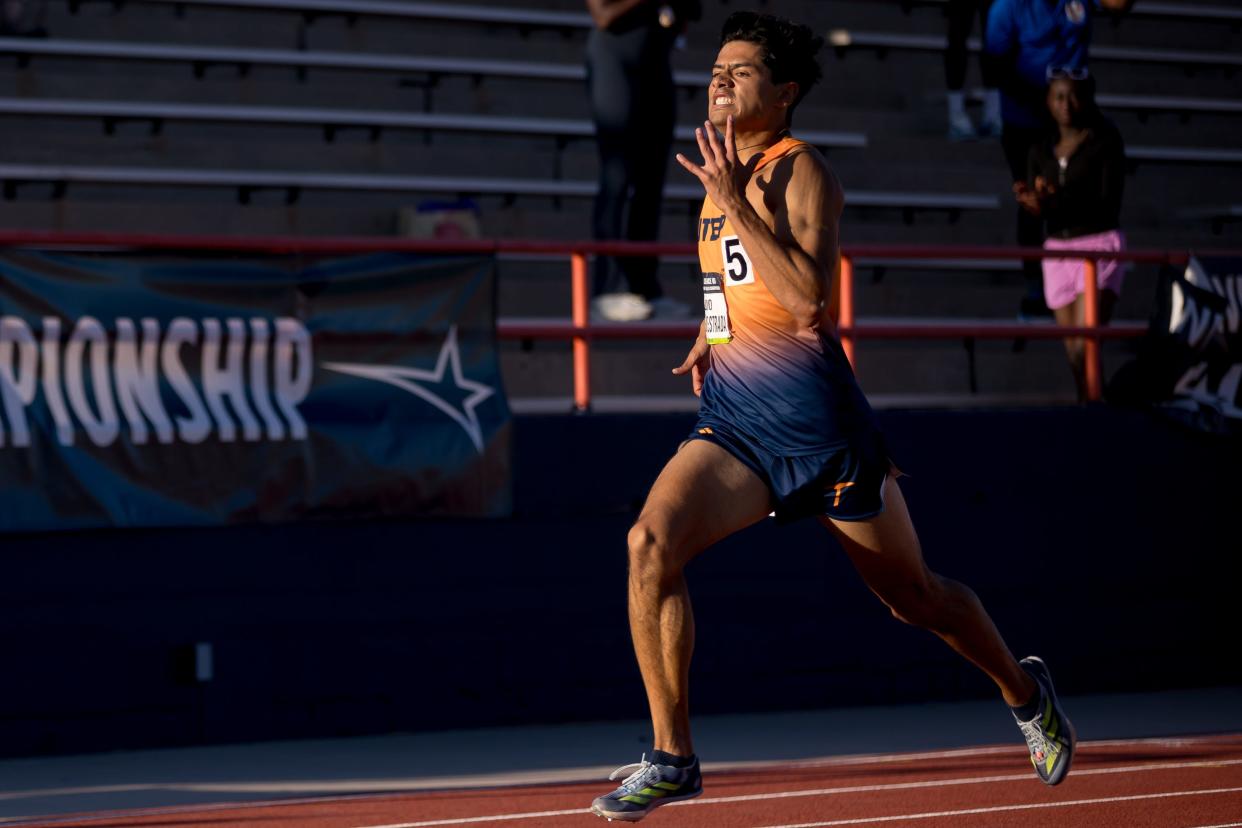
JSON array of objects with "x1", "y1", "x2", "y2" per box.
[{"x1": 0, "y1": 0, "x2": 1238, "y2": 402}]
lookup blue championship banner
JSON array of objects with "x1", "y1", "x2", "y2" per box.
[
  {"x1": 0, "y1": 249, "x2": 511, "y2": 531},
  {"x1": 1111, "y1": 255, "x2": 1242, "y2": 436}
]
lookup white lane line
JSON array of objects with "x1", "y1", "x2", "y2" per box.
[
  {"x1": 1188, "y1": 823, "x2": 1242, "y2": 828},
  {"x1": 355, "y1": 758, "x2": 1242, "y2": 827},
  {"x1": 757, "y1": 786, "x2": 1242, "y2": 827}
]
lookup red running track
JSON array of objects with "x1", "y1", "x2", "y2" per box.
[{"x1": 9, "y1": 735, "x2": 1242, "y2": 828}]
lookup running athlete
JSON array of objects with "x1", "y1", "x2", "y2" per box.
[{"x1": 590, "y1": 12, "x2": 1075, "y2": 823}]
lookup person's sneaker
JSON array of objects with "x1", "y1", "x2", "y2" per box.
[
  {"x1": 593, "y1": 292, "x2": 653, "y2": 322},
  {"x1": 648, "y1": 296, "x2": 692, "y2": 319},
  {"x1": 948, "y1": 111, "x2": 976, "y2": 142},
  {"x1": 1014, "y1": 656, "x2": 1077, "y2": 786},
  {"x1": 590, "y1": 753, "x2": 702, "y2": 822}
]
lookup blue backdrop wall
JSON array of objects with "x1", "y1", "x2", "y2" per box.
[{"x1": 1, "y1": 406, "x2": 1237, "y2": 757}]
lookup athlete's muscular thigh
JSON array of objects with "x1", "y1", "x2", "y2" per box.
[
  {"x1": 635, "y1": 439, "x2": 772, "y2": 569},
  {"x1": 820, "y1": 475, "x2": 933, "y2": 594}
]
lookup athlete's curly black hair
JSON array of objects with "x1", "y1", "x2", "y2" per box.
[{"x1": 719, "y1": 11, "x2": 824, "y2": 126}]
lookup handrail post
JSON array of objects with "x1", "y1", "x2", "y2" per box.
[
  {"x1": 1083, "y1": 257, "x2": 1101, "y2": 402},
  {"x1": 571, "y1": 251, "x2": 591, "y2": 412},
  {"x1": 839, "y1": 255, "x2": 856, "y2": 370}
]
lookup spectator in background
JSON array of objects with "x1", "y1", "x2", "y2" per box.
[
  {"x1": 984, "y1": 0, "x2": 1132, "y2": 318},
  {"x1": 586, "y1": 0, "x2": 699, "y2": 321},
  {"x1": 1015, "y1": 69, "x2": 1126, "y2": 401},
  {"x1": 944, "y1": 0, "x2": 1003, "y2": 140}
]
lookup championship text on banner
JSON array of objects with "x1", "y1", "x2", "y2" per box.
[
  {"x1": 1111, "y1": 255, "x2": 1242, "y2": 436},
  {"x1": 0, "y1": 249, "x2": 512, "y2": 531}
]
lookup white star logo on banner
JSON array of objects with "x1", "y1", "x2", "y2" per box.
[{"x1": 321, "y1": 325, "x2": 496, "y2": 452}]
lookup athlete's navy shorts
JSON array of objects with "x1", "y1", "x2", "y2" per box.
[{"x1": 686, "y1": 418, "x2": 893, "y2": 524}]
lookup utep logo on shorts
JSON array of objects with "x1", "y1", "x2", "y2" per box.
[
  {"x1": 831, "y1": 481, "x2": 855, "y2": 508},
  {"x1": 1065, "y1": 0, "x2": 1086, "y2": 24},
  {"x1": 700, "y1": 215, "x2": 726, "y2": 242}
]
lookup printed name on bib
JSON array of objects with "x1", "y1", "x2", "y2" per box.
[{"x1": 702, "y1": 271, "x2": 732, "y2": 344}]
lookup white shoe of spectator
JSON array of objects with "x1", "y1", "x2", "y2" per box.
[
  {"x1": 593, "y1": 292, "x2": 653, "y2": 322},
  {"x1": 649, "y1": 296, "x2": 693, "y2": 319},
  {"x1": 948, "y1": 111, "x2": 976, "y2": 142}
]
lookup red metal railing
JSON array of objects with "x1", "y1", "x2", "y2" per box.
[{"x1": 1, "y1": 231, "x2": 1235, "y2": 410}]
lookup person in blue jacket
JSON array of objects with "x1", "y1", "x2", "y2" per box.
[{"x1": 984, "y1": 0, "x2": 1132, "y2": 318}]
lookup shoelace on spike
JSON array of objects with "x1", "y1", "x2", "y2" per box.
[
  {"x1": 1019, "y1": 718, "x2": 1054, "y2": 760},
  {"x1": 608, "y1": 755, "x2": 661, "y2": 792}
]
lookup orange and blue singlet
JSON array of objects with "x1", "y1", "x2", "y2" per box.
[{"x1": 689, "y1": 136, "x2": 891, "y2": 522}]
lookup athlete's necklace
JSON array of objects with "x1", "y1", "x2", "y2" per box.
[{"x1": 737, "y1": 130, "x2": 790, "y2": 153}]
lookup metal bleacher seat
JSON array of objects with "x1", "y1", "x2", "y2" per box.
[
  {"x1": 0, "y1": 96, "x2": 868, "y2": 149},
  {"x1": 0, "y1": 36, "x2": 593, "y2": 79},
  {"x1": 64, "y1": 0, "x2": 595, "y2": 30},
  {"x1": 0, "y1": 162, "x2": 1000, "y2": 216},
  {"x1": 1178, "y1": 204, "x2": 1242, "y2": 236},
  {"x1": 1127, "y1": 146, "x2": 1242, "y2": 165},
  {"x1": 78, "y1": 0, "x2": 1242, "y2": 28},
  {"x1": 902, "y1": 0, "x2": 1242, "y2": 24},
  {"x1": 971, "y1": 89, "x2": 1242, "y2": 121},
  {"x1": 825, "y1": 30, "x2": 1242, "y2": 70}
]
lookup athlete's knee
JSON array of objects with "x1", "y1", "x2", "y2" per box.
[
  {"x1": 627, "y1": 518, "x2": 681, "y2": 585},
  {"x1": 882, "y1": 572, "x2": 949, "y2": 629}
]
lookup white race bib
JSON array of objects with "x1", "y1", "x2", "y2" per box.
[{"x1": 703, "y1": 271, "x2": 732, "y2": 344}]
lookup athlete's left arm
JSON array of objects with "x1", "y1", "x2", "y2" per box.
[
  {"x1": 717, "y1": 151, "x2": 842, "y2": 330},
  {"x1": 678, "y1": 116, "x2": 842, "y2": 329}
]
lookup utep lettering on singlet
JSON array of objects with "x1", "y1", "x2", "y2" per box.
[{"x1": 700, "y1": 215, "x2": 726, "y2": 241}]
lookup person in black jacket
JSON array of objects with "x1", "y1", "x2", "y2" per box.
[{"x1": 1014, "y1": 69, "x2": 1126, "y2": 400}]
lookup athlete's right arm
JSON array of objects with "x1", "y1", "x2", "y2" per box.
[
  {"x1": 671, "y1": 319, "x2": 710, "y2": 397},
  {"x1": 585, "y1": 0, "x2": 652, "y2": 29}
]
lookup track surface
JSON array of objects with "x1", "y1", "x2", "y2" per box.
[{"x1": 8, "y1": 735, "x2": 1242, "y2": 828}]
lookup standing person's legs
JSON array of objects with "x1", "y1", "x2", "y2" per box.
[
  {"x1": 1056, "y1": 289, "x2": 1118, "y2": 400},
  {"x1": 587, "y1": 28, "x2": 634, "y2": 297},
  {"x1": 977, "y1": 0, "x2": 1002, "y2": 87},
  {"x1": 945, "y1": 0, "x2": 973, "y2": 91},
  {"x1": 627, "y1": 439, "x2": 773, "y2": 755},
  {"x1": 820, "y1": 475, "x2": 1037, "y2": 707},
  {"x1": 976, "y1": 0, "x2": 1003, "y2": 134},
  {"x1": 621, "y1": 38, "x2": 676, "y2": 301},
  {"x1": 944, "y1": 0, "x2": 973, "y2": 91},
  {"x1": 944, "y1": 0, "x2": 975, "y2": 138}
]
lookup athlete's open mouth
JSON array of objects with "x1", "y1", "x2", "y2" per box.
[{"x1": 713, "y1": 96, "x2": 734, "y2": 106}]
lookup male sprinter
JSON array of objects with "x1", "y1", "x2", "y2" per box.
[{"x1": 589, "y1": 12, "x2": 1075, "y2": 823}]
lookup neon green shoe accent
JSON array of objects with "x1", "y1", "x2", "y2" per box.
[
  {"x1": 654, "y1": 782, "x2": 681, "y2": 791},
  {"x1": 620, "y1": 794, "x2": 650, "y2": 805},
  {"x1": 637, "y1": 788, "x2": 668, "y2": 798}
]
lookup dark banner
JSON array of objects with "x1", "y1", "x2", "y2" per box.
[
  {"x1": 1110, "y1": 255, "x2": 1242, "y2": 436},
  {"x1": 0, "y1": 250, "x2": 511, "y2": 531}
]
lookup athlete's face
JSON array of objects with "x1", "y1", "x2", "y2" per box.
[{"x1": 708, "y1": 40, "x2": 797, "y2": 133}]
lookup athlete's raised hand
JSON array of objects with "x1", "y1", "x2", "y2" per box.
[
  {"x1": 672, "y1": 321, "x2": 711, "y2": 397},
  {"x1": 675, "y1": 115, "x2": 753, "y2": 213}
]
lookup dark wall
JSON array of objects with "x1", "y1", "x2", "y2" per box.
[{"x1": 2, "y1": 406, "x2": 1238, "y2": 757}]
